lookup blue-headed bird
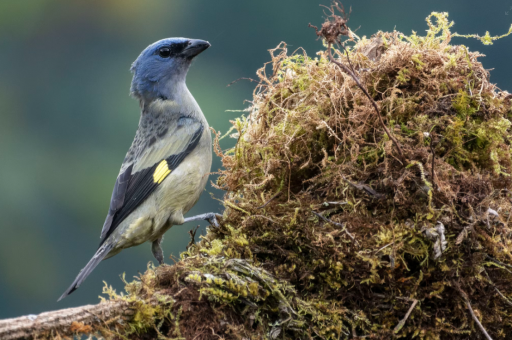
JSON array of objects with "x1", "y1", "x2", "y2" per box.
[{"x1": 59, "y1": 38, "x2": 218, "y2": 300}]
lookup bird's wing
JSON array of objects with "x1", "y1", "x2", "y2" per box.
[{"x1": 99, "y1": 112, "x2": 204, "y2": 246}]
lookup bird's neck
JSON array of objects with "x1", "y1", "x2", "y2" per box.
[
  {"x1": 141, "y1": 80, "x2": 204, "y2": 122},
  {"x1": 140, "y1": 76, "x2": 190, "y2": 107}
]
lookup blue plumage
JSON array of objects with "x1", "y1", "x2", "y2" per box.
[{"x1": 130, "y1": 38, "x2": 210, "y2": 102}]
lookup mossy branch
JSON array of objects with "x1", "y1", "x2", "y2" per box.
[{"x1": 0, "y1": 300, "x2": 132, "y2": 340}]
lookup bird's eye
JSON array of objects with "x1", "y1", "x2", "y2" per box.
[{"x1": 158, "y1": 47, "x2": 171, "y2": 58}]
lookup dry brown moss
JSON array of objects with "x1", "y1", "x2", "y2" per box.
[{"x1": 98, "y1": 11, "x2": 512, "y2": 340}]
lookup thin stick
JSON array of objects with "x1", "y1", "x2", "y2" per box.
[
  {"x1": 493, "y1": 286, "x2": 512, "y2": 307},
  {"x1": 342, "y1": 175, "x2": 386, "y2": 199},
  {"x1": 393, "y1": 299, "x2": 418, "y2": 333},
  {"x1": 327, "y1": 45, "x2": 406, "y2": 163},
  {"x1": 483, "y1": 269, "x2": 512, "y2": 307},
  {"x1": 339, "y1": 43, "x2": 357, "y2": 75},
  {"x1": 309, "y1": 3, "x2": 405, "y2": 161},
  {"x1": 375, "y1": 242, "x2": 394, "y2": 254},
  {"x1": 257, "y1": 191, "x2": 282, "y2": 209},
  {"x1": 465, "y1": 300, "x2": 493, "y2": 340},
  {"x1": 312, "y1": 211, "x2": 358, "y2": 244},
  {"x1": 486, "y1": 255, "x2": 512, "y2": 269},
  {"x1": 245, "y1": 214, "x2": 276, "y2": 224},
  {"x1": 456, "y1": 285, "x2": 494, "y2": 340},
  {"x1": 324, "y1": 201, "x2": 348, "y2": 205},
  {"x1": 187, "y1": 225, "x2": 200, "y2": 250}
]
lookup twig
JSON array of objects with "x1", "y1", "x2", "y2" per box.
[
  {"x1": 312, "y1": 211, "x2": 358, "y2": 244},
  {"x1": 375, "y1": 242, "x2": 394, "y2": 254},
  {"x1": 323, "y1": 201, "x2": 348, "y2": 205},
  {"x1": 342, "y1": 175, "x2": 386, "y2": 199},
  {"x1": 483, "y1": 269, "x2": 512, "y2": 307},
  {"x1": 309, "y1": 3, "x2": 406, "y2": 163},
  {"x1": 486, "y1": 255, "x2": 512, "y2": 268},
  {"x1": 372, "y1": 293, "x2": 416, "y2": 302},
  {"x1": 465, "y1": 300, "x2": 493, "y2": 340},
  {"x1": 393, "y1": 299, "x2": 418, "y2": 333},
  {"x1": 257, "y1": 191, "x2": 282, "y2": 209},
  {"x1": 224, "y1": 200, "x2": 251, "y2": 215},
  {"x1": 187, "y1": 225, "x2": 200, "y2": 250},
  {"x1": 455, "y1": 284, "x2": 494, "y2": 340},
  {"x1": 493, "y1": 286, "x2": 512, "y2": 307},
  {"x1": 327, "y1": 46, "x2": 406, "y2": 163},
  {"x1": 245, "y1": 214, "x2": 276, "y2": 224},
  {"x1": 429, "y1": 136, "x2": 436, "y2": 191},
  {"x1": 339, "y1": 44, "x2": 357, "y2": 74}
]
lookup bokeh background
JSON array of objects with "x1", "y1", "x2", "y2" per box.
[{"x1": 0, "y1": 0, "x2": 510, "y2": 318}]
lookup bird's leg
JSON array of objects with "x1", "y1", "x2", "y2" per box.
[
  {"x1": 151, "y1": 236, "x2": 165, "y2": 265},
  {"x1": 183, "y1": 212, "x2": 221, "y2": 227}
]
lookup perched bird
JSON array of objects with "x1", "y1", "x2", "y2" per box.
[{"x1": 59, "y1": 38, "x2": 218, "y2": 300}]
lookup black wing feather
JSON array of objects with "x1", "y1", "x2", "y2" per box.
[
  {"x1": 100, "y1": 164, "x2": 133, "y2": 241},
  {"x1": 99, "y1": 124, "x2": 204, "y2": 247}
]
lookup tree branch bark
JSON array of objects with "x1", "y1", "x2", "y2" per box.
[{"x1": 0, "y1": 300, "x2": 132, "y2": 340}]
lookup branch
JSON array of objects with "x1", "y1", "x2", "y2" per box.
[
  {"x1": 312, "y1": 211, "x2": 358, "y2": 244},
  {"x1": 394, "y1": 298, "x2": 418, "y2": 333},
  {"x1": 326, "y1": 45, "x2": 406, "y2": 163},
  {"x1": 464, "y1": 300, "x2": 493, "y2": 340},
  {"x1": 257, "y1": 191, "x2": 282, "y2": 209},
  {"x1": 309, "y1": 2, "x2": 406, "y2": 164},
  {"x1": 187, "y1": 225, "x2": 200, "y2": 250},
  {"x1": 0, "y1": 300, "x2": 132, "y2": 340},
  {"x1": 455, "y1": 284, "x2": 494, "y2": 340}
]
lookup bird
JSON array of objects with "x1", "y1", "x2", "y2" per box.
[{"x1": 59, "y1": 38, "x2": 218, "y2": 301}]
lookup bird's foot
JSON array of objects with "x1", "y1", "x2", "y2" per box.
[
  {"x1": 183, "y1": 212, "x2": 221, "y2": 228},
  {"x1": 151, "y1": 237, "x2": 165, "y2": 265}
]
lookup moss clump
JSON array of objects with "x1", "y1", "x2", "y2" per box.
[{"x1": 99, "y1": 11, "x2": 512, "y2": 340}]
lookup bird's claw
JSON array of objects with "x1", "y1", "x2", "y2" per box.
[
  {"x1": 183, "y1": 212, "x2": 221, "y2": 227},
  {"x1": 207, "y1": 213, "x2": 221, "y2": 228}
]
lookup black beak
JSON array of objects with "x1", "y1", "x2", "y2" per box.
[{"x1": 183, "y1": 39, "x2": 211, "y2": 58}]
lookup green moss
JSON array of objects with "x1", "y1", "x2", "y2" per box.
[
  {"x1": 452, "y1": 89, "x2": 478, "y2": 118},
  {"x1": 92, "y1": 11, "x2": 512, "y2": 340}
]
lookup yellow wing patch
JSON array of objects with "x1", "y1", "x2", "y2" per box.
[{"x1": 153, "y1": 160, "x2": 171, "y2": 184}]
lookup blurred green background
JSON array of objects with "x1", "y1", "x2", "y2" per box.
[{"x1": 0, "y1": 0, "x2": 510, "y2": 318}]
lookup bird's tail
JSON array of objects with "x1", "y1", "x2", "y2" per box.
[{"x1": 58, "y1": 243, "x2": 114, "y2": 301}]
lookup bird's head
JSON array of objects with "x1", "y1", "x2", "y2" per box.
[{"x1": 130, "y1": 37, "x2": 210, "y2": 102}]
